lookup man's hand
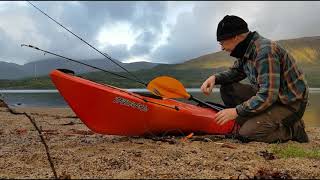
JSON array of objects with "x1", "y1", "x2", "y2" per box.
[
  {"x1": 214, "y1": 108, "x2": 238, "y2": 125},
  {"x1": 201, "y1": 75, "x2": 216, "y2": 95}
]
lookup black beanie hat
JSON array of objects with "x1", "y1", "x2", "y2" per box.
[{"x1": 216, "y1": 15, "x2": 249, "y2": 41}]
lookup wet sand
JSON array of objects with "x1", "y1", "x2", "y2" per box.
[{"x1": 0, "y1": 104, "x2": 319, "y2": 179}]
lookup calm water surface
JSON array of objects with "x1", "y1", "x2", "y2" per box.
[{"x1": 1, "y1": 89, "x2": 319, "y2": 127}]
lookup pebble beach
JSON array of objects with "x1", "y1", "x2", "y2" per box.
[{"x1": 0, "y1": 100, "x2": 319, "y2": 179}]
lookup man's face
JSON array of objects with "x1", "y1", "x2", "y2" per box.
[{"x1": 218, "y1": 36, "x2": 238, "y2": 53}]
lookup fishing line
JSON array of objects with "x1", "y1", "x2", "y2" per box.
[
  {"x1": 21, "y1": 44, "x2": 147, "y2": 86},
  {"x1": 26, "y1": 1, "x2": 146, "y2": 86},
  {"x1": 25, "y1": 1, "x2": 222, "y2": 111}
]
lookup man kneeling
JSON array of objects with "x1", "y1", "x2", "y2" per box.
[{"x1": 201, "y1": 15, "x2": 309, "y2": 143}]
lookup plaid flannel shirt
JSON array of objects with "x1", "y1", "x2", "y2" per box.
[{"x1": 215, "y1": 32, "x2": 309, "y2": 117}]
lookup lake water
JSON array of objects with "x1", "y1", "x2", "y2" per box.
[{"x1": 1, "y1": 89, "x2": 319, "y2": 127}]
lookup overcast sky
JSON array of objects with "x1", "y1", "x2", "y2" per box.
[{"x1": 0, "y1": 1, "x2": 319, "y2": 65}]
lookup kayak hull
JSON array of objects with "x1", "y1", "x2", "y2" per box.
[{"x1": 50, "y1": 70, "x2": 235, "y2": 136}]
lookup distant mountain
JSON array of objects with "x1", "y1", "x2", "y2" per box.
[
  {"x1": 1, "y1": 35, "x2": 320, "y2": 88},
  {"x1": 0, "y1": 58, "x2": 160, "y2": 80},
  {"x1": 169, "y1": 36, "x2": 320, "y2": 70},
  {"x1": 164, "y1": 36, "x2": 320, "y2": 87},
  {"x1": 80, "y1": 35, "x2": 320, "y2": 88},
  {"x1": 278, "y1": 36, "x2": 320, "y2": 65},
  {"x1": 0, "y1": 62, "x2": 28, "y2": 80}
]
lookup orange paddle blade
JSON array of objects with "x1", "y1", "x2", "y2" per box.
[{"x1": 147, "y1": 76, "x2": 191, "y2": 99}]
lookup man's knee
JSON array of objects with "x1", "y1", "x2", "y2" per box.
[
  {"x1": 237, "y1": 119, "x2": 286, "y2": 143},
  {"x1": 237, "y1": 120, "x2": 259, "y2": 142},
  {"x1": 238, "y1": 127, "x2": 254, "y2": 137}
]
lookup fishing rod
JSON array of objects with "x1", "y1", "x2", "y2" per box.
[
  {"x1": 22, "y1": 44, "x2": 224, "y2": 111},
  {"x1": 21, "y1": 44, "x2": 147, "y2": 86},
  {"x1": 25, "y1": 1, "x2": 223, "y2": 111},
  {"x1": 26, "y1": 1, "x2": 145, "y2": 85}
]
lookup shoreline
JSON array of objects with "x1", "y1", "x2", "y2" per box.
[
  {"x1": 1, "y1": 87, "x2": 320, "y2": 93},
  {"x1": 1, "y1": 103, "x2": 319, "y2": 178}
]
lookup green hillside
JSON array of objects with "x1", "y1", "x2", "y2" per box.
[{"x1": 1, "y1": 36, "x2": 320, "y2": 89}]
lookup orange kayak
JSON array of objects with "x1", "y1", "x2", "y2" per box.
[{"x1": 50, "y1": 69, "x2": 235, "y2": 136}]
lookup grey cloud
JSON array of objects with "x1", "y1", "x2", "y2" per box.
[
  {"x1": 151, "y1": 1, "x2": 320, "y2": 63},
  {"x1": 1, "y1": 1, "x2": 320, "y2": 65},
  {"x1": 247, "y1": 2, "x2": 320, "y2": 40},
  {"x1": 0, "y1": 1, "x2": 169, "y2": 64},
  {"x1": 105, "y1": 44, "x2": 130, "y2": 61},
  {"x1": 95, "y1": 1, "x2": 168, "y2": 60},
  {"x1": 0, "y1": 28, "x2": 15, "y2": 58},
  {"x1": 128, "y1": 2, "x2": 168, "y2": 57},
  {"x1": 0, "y1": 2, "x2": 100, "y2": 63},
  {"x1": 151, "y1": 4, "x2": 218, "y2": 63},
  {"x1": 81, "y1": 1, "x2": 137, "y2": 21},
  {"x1": 132, "y1": 2, "x2": 167, "y2": 30},
  {"x1": 129, "y1": 31, "x2": 156, "y2": 56}
]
